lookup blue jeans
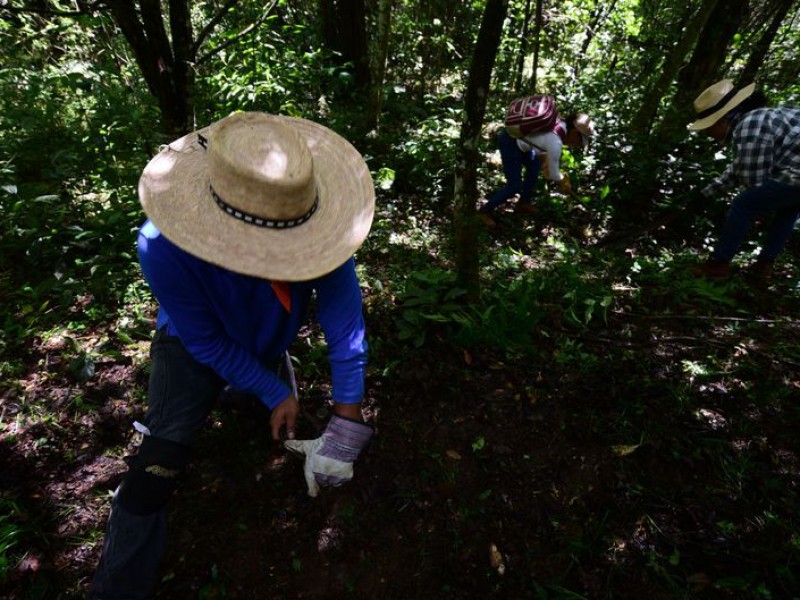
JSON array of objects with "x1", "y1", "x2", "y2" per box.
[
  {"x1": 713, "y1": 179, "x2": 800, "y2": 262},
  {"x1": 89, "y1": 329, "x2": 227, "y2": 599},
  {"x1": 481, "y1": 128, "x2": 541, "y2": 213}
]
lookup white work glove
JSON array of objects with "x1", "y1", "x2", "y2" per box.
[{"x1": 284, "y1": 414, "x2": 373, "y2": 497}]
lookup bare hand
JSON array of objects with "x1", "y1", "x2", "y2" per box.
[{"x1": 270, "y1": 394, "x2": 299, "y2": 440}]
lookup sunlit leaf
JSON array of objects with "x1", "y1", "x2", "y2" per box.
[
  {"x1": 489, "y1": 543, "x2": 505, "y2": 575},
  {"x1": 612, "y1": 444, "x2": 640, "y2": 457}
]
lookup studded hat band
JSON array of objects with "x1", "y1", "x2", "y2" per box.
[{"x1": 210, "y1": 185, "x2": 319, "y2": 229}]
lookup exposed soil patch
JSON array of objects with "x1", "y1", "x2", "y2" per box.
[{"x1": 2, "y1": 209, "x2": 800, "y2": 599}]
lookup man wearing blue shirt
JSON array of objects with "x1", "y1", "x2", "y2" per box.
[
  {"x1": 688, "y1": 79, "x2": 800, "y2": 279},
  {"x1": 89, "y1": 112, "x2": 375, "y2": 599}
]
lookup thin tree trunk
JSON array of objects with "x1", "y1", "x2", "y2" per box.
[
  {"x1": 653, "y1": 0, "x2": 750, "y2": 145},
  {"x1": 108, "y1": 0, "x2": 195, "y2": 136},
  {"x1": 739, "y1": 0, "x2": 797, "y2": 85},
  {"x1": 168, "y1": 0, "x2": 195, "y2": 132},
  {"x1": 318, "y1": 0, "x2": 370, "y2": 89},
  {"x1": 530, "y1": 0, "x2": 543, "y2": 91},
  {"x1": 580, "y1": 0, "x2": 617, "y2": 56},
  {"x1": 630, "y1": 0, "x2": 719, "y2": 138},
  {"x1": 453, "y1": 0, "x2": 509, "y2": 302},
  {"x1": 514, "y1": 0, "x2": 532, "y2": 92},
  {"x1": 609, "y1": 0, "x2": 749, "y2": 226},
  {"x1": 366, "y1": 0, "x2": 394, "y2": 130}
]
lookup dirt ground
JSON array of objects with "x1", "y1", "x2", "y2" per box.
[{"x1": 2, "y1": 208, "x2": 800, "y2": 599}]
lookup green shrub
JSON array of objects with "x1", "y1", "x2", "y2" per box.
[{"x1": 0, "y1": 499, "x2": 23, "y2": 583}]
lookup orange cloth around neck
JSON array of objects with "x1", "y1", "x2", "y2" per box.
[{"x1": 271, "y1": 281, "x2": 291, "y2": 313}]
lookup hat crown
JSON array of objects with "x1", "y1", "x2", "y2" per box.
[
  {"x1": 693, "y1": 79, "x2": 735, "y2": 114},
  {"x1": 207, "y1": 113, "x2": 316, "y2": 222},
  {"x1": 688, "y1": 80, "x2": 756, "y2": 131}
]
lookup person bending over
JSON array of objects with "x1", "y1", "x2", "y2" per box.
[
  {"x1": 688, "y1": 79, "x2": 800, "y2": 279},
  {"x1": 88, "y1": 112, "x2": 375, "y2": 599}
]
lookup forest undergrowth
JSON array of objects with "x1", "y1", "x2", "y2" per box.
[{"x1": 2, "y1": 180, "x2": 799, "y2": 599}]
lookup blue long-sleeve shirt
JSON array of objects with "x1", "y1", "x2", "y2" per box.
[{"x1": 137, "y1": 220, "x2": 367, "y2": 409}]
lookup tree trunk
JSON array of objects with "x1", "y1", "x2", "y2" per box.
[
  {"x1": 108, "y1": 0, "x2": 195, "y2": 137},
  {"x1": 453, "y1": 0, "x2": 509, "y2": 302},
  {"x1": 530, "y1": 0, "x2": 543, "y2": 91},
  {"x1": 168, "y1": 0, "x2": 195, "y2": 132},
  {"x1": 739, "y1": 0, "x2": 797, "y2": 85},
  {"x1": 629, "y1": 0, "x2": 719, "y2": 138},
  {"x1": 653, "y1": 0, "x2": 750, "y2": 145},
  {"x1": 319, "y1": 0, "x2": 371, "y2": 89},
  {"x1": 580, "y1": 0, "x2": 617, "y2": 57},
  {"x1": 514, "y1": 0, "x2": 532, "y2": 92},
  {"x1": 366, "y1": 0, "x2": 394, "y2": 131},
  {"x1": 609, "y1": 0, "x2": 748, "y2": 226}
]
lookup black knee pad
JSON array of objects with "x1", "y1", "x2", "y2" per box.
[{"x1": 117, "y1": 435, "x2": 192, "y2": 516}]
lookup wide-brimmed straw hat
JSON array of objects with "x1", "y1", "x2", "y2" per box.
[
  {"x1": 688, "y1": 79, "x2": 756, "y2": 131},
  {"x1": 138, "y1": 112, "x2": 375, "y2": 281}
]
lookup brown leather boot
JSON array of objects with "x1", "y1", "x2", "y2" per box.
[
  {"x1": 515, "y1": 202, "x2": 538, "y2": 215},
  {"x1": 478, "y1": 212, "x2": 497, "y2": 229}
]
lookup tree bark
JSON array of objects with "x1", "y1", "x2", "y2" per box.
[
  {"x1": 530, "y1": 0, "x2": 543, "y2": 91},
  {"x1": 653, "y1": 0, "x2": 750, "y2": 145},
  {"x1": 366, "y1": 0, "x2": 394, "y2": 130},
  {"x1": 319, "y1": 0, "x2": 371, "y2": 89},
  {"x1": 609, "y1": 0, "x2": 748, "y2": 226},
  {"x1": 108, "y1": 0, "x2": 195, "y2": 136},
  {"x1": 629, "y1": 0, "x2": 719, "y2": 138},
  {"x1": 514, "y1": 0, "x2": 532, "y2": 92},
  {"x1": 739, "y1": 0, "x2": 797, "y2": 85},
  {"x1": 168, "y1": 0, "x2": 195, "y2": 132},
  {"x1": 453, "y1": 0, "x2": 509, "y2": 302}
]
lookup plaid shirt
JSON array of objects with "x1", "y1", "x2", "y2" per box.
[{"x1": 703, "y1": 106, "x2": 800, "y2": 196}]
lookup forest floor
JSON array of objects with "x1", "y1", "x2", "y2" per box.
[{"x1": 2, "y1": 196, "x2": 800, "y2": 599}]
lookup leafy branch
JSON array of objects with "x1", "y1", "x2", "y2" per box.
[
  {"x1": 196, "y1": 0, "x2": 279, "y2": 66},
  {"x1": 0, "y1": 0, "x2": 106, "y2": 17}
]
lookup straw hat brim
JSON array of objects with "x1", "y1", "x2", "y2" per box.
[
  {"x1": 138, "y1": 116, "x2": 375, "y2": 282},
  {"x1": 688, "y1": 83, "x2": 756, "y2": 131}
]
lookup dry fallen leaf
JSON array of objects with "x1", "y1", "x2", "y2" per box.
[
  {"x1": 687, "y1": 572, "x2": 710, "y2": 591},
  {"x1": 612, "y1": 444, "x2": 640, "y2": 457},
  {"x1": 446, "y1": 449, "x2": 462, "y2": 460},
  {"x1": 489, "y1": 543, "x2": 505, "y2": 575}
]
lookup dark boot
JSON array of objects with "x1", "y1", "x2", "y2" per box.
[
  {"x1": 515, "y1": 202, "x2": 538, "y2": 215},
  {"x1": 478, "y1": 212, "x2": 497, "y2": 229},
  {"x1": 88, "y1": 498, "x2": 167, "y2": 599}
]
